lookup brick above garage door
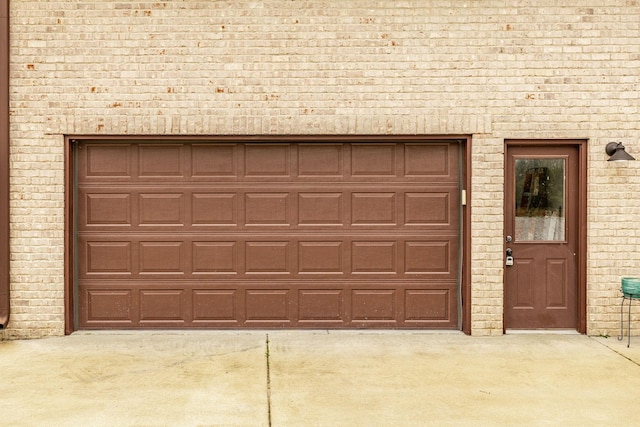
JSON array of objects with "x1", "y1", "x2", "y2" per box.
[{"x1": 75, "y1": 139, "x2": 461, "y2": 329}]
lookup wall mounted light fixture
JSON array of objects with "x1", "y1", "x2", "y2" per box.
[{"x1": 606, "y1": 142, "x2": 635, "y2": 161}]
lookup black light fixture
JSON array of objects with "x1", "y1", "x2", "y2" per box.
[{"x1": 606, "y1": 142, "x2": 635, "y2": 161}]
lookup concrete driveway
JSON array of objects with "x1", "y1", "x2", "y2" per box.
[{"x1": 1, "y1": 331, "x2": 639, "y2": 426}]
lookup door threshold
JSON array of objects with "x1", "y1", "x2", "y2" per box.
[{"x1": 506, "y1": 329, "x2": 580, "y2": 335}]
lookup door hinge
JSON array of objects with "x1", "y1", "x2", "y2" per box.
[{"x1": 461, "y1": 189, "x2": 467, "y2": 206}]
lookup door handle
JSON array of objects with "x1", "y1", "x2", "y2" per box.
[{"x1": 506, "y1": 248, "x2": 514, "y2": 266}]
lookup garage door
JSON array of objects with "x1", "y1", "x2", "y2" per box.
[{"x1": 76, "y1": 139, "x2": 461, "y2": 329}]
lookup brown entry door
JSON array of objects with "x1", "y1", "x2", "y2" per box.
[{"x1": 505, "y1": 145, "x2": 578, "y2": 329}]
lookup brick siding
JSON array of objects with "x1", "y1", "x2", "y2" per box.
[{"x1": 3, "y1": 0, "x2": 640, "y2": 338}]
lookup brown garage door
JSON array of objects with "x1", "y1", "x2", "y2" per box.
[{"x1": 76, "y1": 139, "x2": 460, "y2": 329}]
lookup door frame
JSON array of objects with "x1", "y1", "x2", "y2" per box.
[
  {"x1": 504, "y1": 139, "x2": 587, "y2": 333},
  {"x1": 64, "y1": 135, "x2": 472, "y2": 334}
]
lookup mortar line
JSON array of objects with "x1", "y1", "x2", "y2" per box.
[{"x1": 266, "y1": 333, "x2": 272, "y2": 427}]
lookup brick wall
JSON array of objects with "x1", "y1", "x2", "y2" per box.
[{"x1": 3, "y1": 0, "x2": 640, "y2": 338}]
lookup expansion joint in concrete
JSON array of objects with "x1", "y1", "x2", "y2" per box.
[
  {"x1": 266, "y1": 333, "x2": 273, "y2": 427},
  {"x1": 592, "y1": 336, "x2": 640, "y2": 368}
]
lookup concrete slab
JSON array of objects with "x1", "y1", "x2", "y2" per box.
[
  {"x1": 0, "y1": 332, "x2": 269, "y2": 426},
  {"x1": 2, "y1": 331, "x2": 640, "y2": 426},
  {"x1": 268, "y1": 332, "x2": 640, "y2": 426}
]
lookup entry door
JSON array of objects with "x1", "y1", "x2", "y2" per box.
[{"x1": 505, "y1": 145, "x2": 578, "y2": 329}]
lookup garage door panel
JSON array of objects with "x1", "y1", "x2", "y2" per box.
[
  {"x1": 192, "y1": 193, "x2": 237, "y2": 225},
  {"x1": 298, "y1": 144, "x2": 343, "y2": 177},
  {"x1": 404, "y1": 288, "x2": 456, "y2": 323},
  {"x1": 81, "y1": 144, "x2": 133, "y2": 179},
  {"x1": 351, "y1": 289, "x2": 397, "y2": 321},
  {"x1": 79, "y1": 186, "x2": 457, "y2": 231},
  {"x1": 245, "y1": 241, "x2": 290, "y2": 274},
  {"x1": 138, "y1": 144, "x2": 185, "y2": 178},
  {"x1": 139, "y1": 242, "x2": 185, "y2": 274},
  {"x1": 244, "y1": 144, "x2": 291, "y2": 177},
  {"x1": 84, "y1": 241, "x2": 132, "y2": 275},
  {"x1": 298, "y1": 290, "x2": 344, "y2": 322},
  {"x1": 245, "y1": 193, "x2": 290, "y2": 225},
  {"x1": 83, "y1": 193, "x2": 132, "y2": 226},
  {"x1": 245, "y1": 290, "x2": 291, "y2": 322},
  {"x1": 192, "y1": 290, "x2": 239, "y2": 323},
  {"x1": 139, "y1": 193, "x2": 185, "y2": 226},
  {"x1": 139, "y1": 290, "x2": 186, "y2": 321},
  {"x1": 404, "y1": 240, "x2": 453, "y2": 274},
  {"x1": 405, "y1": 143, "x2": 455, "y2": 177},
  {"x1": 298, "y1": 242, "x2": 344, "y2": 274},
  {"x1": 79, "y1": 234, "x2": 457, "y2": 279},
  {"x1": 351, "y1": 193, "x2": 397, "y2": 225},
  {"x1": 83, "y1": 289, "x2": 134, "y2": 324},
  {"x1": 297, "y1": 193, "x2": 344, "y2": 225},
  {"x1": 192, "y1": 242, "x2": 238, "y2": 274},
  {"x1": 351, "y1": 242, "x2": 397, "y2": 274},
  {"x1": 191, "y1": 144, "x2": 237, "y2": 177},
  {"x1": 404, "y1": 190, "x2": 456, "y2": 226},
  {"x1": 79, "y1": 142, "x2": 460, "y2": 183},
  {"x1": 351, "y1": 144, "x2": 397, "y2": 177},
  {"x1": 78, "y1": 280, "x2": 458, "y2": 328},
  {"x1": 77, "y1": 140, "x2": 461, "y2": 329}
]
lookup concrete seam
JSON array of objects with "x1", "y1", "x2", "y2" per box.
[
  {"x1": 589, "y1": 336, "x2": 640, "y2": 368},
  {"x1": 266, "y1": 333, "x2": 272, "y2": 427}
]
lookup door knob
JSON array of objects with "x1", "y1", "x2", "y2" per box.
[{"x1": 505, "y1": 248, "x2": 514, "y2": 266}]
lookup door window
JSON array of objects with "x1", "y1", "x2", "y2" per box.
[{"x1": 514, "y1": 158, "x2": 565, "y2": 241}]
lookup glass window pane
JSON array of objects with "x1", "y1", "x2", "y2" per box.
[{"x1": 514, "y1": 158, "x2": 565, "y2": 241}]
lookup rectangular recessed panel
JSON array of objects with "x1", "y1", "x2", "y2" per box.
[
  {"x1": 405, "y1": 290, "x2": 449, "y2": 321},
  {"x1": 86, "y1": 194, "x2": 131, "y2": 225},
  {"x1": 298, "y1": 144, "x2": 343, "y2": 176},
  {"x1": 405, "y1": 241, "x2": 450, "y2": 273},
  {"x1": 405, "y1": 193, "x2": 450, "y2": 225},
  {"x1": 87, "y1": 290, "x2": 132, "y2": 321},
  {"x1": 193, "y1": 242, "x2": 236, "y2": 273},
  {"x1": 352, "y1": 193, "x2": 396, "y2": 225},
  {"x1": 192, "y1": 194, "x2": 236, "y2": 225},
  {"x1": 140, "y1": 290, "x2": 184, "y2": 321},
  {"x1": 298, "y1": 290, "x2": 343, "y2": 320},
  {"x1": 351, "y1": 144, "x2": 396, "y2": 176},
  {"x1": 139, "y1": 194, "x2": 183, "y2": 225},
  {"x1": 352, "y1": 290, "x2": 395, "y2": 321},
  {"x1": 352, "y1": 242, "x2": 396, "y2": 273},
  {"x1": 85, "y1": 145, "x2": 131, "y2": 177},
  {"x1": 192, "y1": 144, "x2": 236, "y2": 177},
  {"x1": 86, "y1": 242, "x2": 131, "y2": 274},
  {"x1": 546, "y1": 259, "x2": 567, "y2": 308},
  {"x1": 246, "y1": 290, "x2": 289, "y2": 320},
  {"x1": 77, "y1": 140, "x2": 461, "y2": 330},
  {"x1": 245, "y1": 144, "x2": 289, "y2": 176},
  {"x1": 298, "y1": 193, "x2": 342, "y2": 225},
  {"x1": 139, "y1": 145, "x2": 183, "y2": 177},
  {"x1": 514, "y1": 259, "x2": 534, "y2": 308},
  {"x1": 298, "y1": 242, "x2": 343, "y2": 273},
  {"x1": 193, "y1": 290, "x2": 237, "y2": 321},
  {"x1": 246, "y1": 242, "x2": 289, "y2": 273},
  {"x1": 139, "y1": 242, "x2": 183, "y2": 273},
  {"x1": 245, "y1": 193, "x2": 289, "y2": 225},
  {"x1": 405, "y1": 144, "x2": 449, "y2": 176}
]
